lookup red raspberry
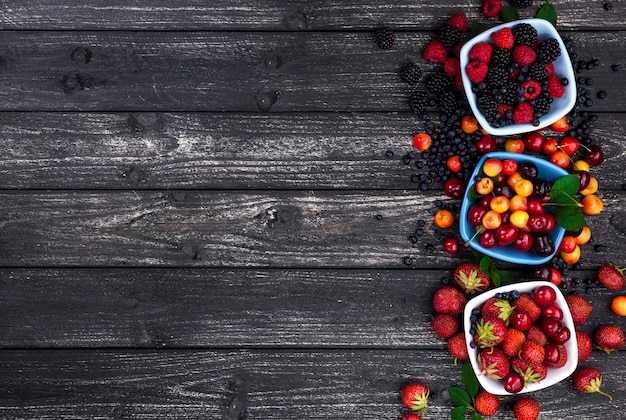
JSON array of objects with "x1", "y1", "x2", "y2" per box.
[
  {"x1": 545, "y1": 62, "x2": 555, "y2": 76},
  {"x1": 447, "y1": 13, "x2": 469, "y2": 32},
  {"x1": 491, "y1": 27, "x2": 514, "y2": 49},
  {"x1": 498, "y1": 103, "x2": 513, "y2": 117},
  {"x1": 547, "y1": 74, "x2": 565, "y2": 98},
  {"x1": 423, "y1": 39, "x2": 448, "y2": 64},
  {"x1": 469, "y1": 42, "x2": 493, "y2": 63},
  {"x1": 453, "y1": 41, "x2": 466, "y2": 57},
  {"x1": 453, "y1": 75, "x2": 464, "y2": 91},
  {"x1": 513, "y1": 102, "x2": 535, "y2": 124},
  {"x1": 482, "y1": 0, "x2": 503, "y2": 18},
  {"x1": 513, "y1": 45, "x2": 536, "y2": 67},
  {"x1": 444, "y1": 57, "x2": 461, "y2": 77},
  {"x1": 521, "y1": 80, "x2": 542, "y2": 100},
  {"x1": 465, "y1": 60, "x2": 489, "y2": 84}
]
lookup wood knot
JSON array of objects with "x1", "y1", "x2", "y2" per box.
[{"x1": 71, "y1": 47, "x2": 92, "y2": 64}]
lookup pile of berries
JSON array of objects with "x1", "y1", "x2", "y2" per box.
[
  {"x1": 465, "y1": 22, "x2": 568, "y2": 128},
  {"x1": 468, "y1": 285, "x2": 573, "y2": 393}
]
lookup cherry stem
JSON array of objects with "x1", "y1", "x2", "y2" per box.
[
  {"x1": 464, "y1": 226, "x2": 485, "y2": 247},
  {"x1": 543, "y1": 190, "x2": 582, "y2": 207}
]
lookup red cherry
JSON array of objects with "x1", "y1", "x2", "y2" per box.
[
  {"x1": 524, "y1": 132, "x2": 546, "y2": 152},
  {"x1": 475, "y1": 135, "x2": 497, "y2": 154},
  {"x1": 503, "y1": 372, "x2": 524, "y2": 394},
  {"x1": 543, "y1": 213, "x2": 556, "y2": 233},
  {"x1": 549, "y1": 268, "x2": 562, "y2": 286},
  {"x1": 584, "y1": 144, "x2": 604, "y2": 166},
  {"x1": 527, "y1": 198, "x2": 544, "y2": 214},
  {"x1": 479, "y1": 229, "x2": 497, "y2": 248},
  {"x1": 528, "y1": 214, "x2": 548, "y2": 232},
  {"x1": 478, "y1": 195, "x2": 492, "y2": 209},
  {"x1": 510, "y1": 310, "x2": 532, "y2": 331},
  {"x1": 444, "y1": 177, "x2": 466, "y2": 198},
  {"x1": 542, "y1": 304, "x2": 564, "y2": 320},
  {"x1": 513, "y1": 230, "x2": 533, "y2": 252},
  {"x1": 551, "y1": 326, "x2": 571, "y2": 345},
  {"x1": 468, "y1": 204, "x2": 488, "y2": 226},
  {"x1": 502, "y1": 159, "x2": 518, "y2": 176},
  {"x1": 495, "y1": 223, "x2": 519, "y2": 246},
  {"x1": 443, "y1": 237, "x2": 460, "y2": 254},
  {"x1": 544, "y1": 342, "x2": 562, "y2": 366},
  {"x1": 533, "y1": 285, "x2": 557, "y2": 307},
  {"x1": 559, "y1": 136, "x2": 580, "y2": 155},
  {"x1": 541, "y1": 318, "x2": 563, "y2": 338}
]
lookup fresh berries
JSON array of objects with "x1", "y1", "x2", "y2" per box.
[
  {"x1": 400, "y1": 383, "x2": 430, "y2": 412},
  {"x1": 447, "y1": 13, "x2": 469, "y2": 32},
  {"x1": 400, "y1": 414, "x2": 422, "y2": 420},
  {"x1": 432, "y1": 286, "x2": 466, "y2": 315},
  {"x1": 565, "y1": 294, "x2": 593, "y2": 325},
  {"x1": 513, "y1": 397, "x2": 540, "y2": 420},
  {"x1": 374, "y1": 28, "x2": 395, "y2": 49},
  {"x1": 512, "y1": 23, "x2": 538, "y2": 46},
  {"x1": 575, "y1": 330, "x2": 593, "y2": 362},
  {"x1": 491, "y1": 27, "x2": 514, "y2": 49},
  {"x1": 447, "y1": 332, "x2": 469, "y2": 361},
  {"x1": 482, "y1": 0, "x2": 503, "y2": 19},
  {"x1": 474, "y1": 316, "x2": 507, "y2": 348},
  {"x1": 547, "y1": 74, "x2": 565, "y2": 98},
  {"x1": 477, "y1": 347, "x2": 510, "y2": 379},
  {"x1": 453, "y1": 263, "x2": 491, "y2": 294},
  {"x1": 431, "y1": 313, "x2": 459, "y2": 339},
  {"x1": 423, "y1": 39, "x2": 448, "y2": 64},
  {"x1": 537, "y1": 38, "x2": 561, "y2": 64},
  {"x1": 474, "y1": 390, "x2": 499, "y2": 416},
  {"x1": 597, "y1": 264, "x2": 626, "y2": 290},
  {"x1": 465, "y1": 60, "x2": 489, "y2": 84},
  {"x1": 513, "y1": 102, "x2": 535, "y2": 124},
  {"x1": 400, "y1": 62, "x2": 422, "y2": 85},
  {"x1": 513, "y1": 45, "x2": 536, "y2": 67},
  {"x1": 573, "y1": 367, "x2": 613, "y2": 400},
  {"x1": 469, "y1": 42, "x2": 493, "y2": 63},
  {"x1": 594, "y1": 325, "x2": 625, "y2": 354}
]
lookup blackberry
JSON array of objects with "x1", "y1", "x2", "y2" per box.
[
  {"x1": 486, "y1": 66, "x2": 508, "y2": 87},
  {"x1": 491, "y1": 47, "x2": 513, "y2": 67},
  {"x1": 531, "y1": 97, "x2": 552, "y2": 117},
  {"x1": 425, "y1": 72, "x2": 452, "y2": 94},
  {"x1": 528, "y1": 63, "x2": 548, "y2": 81},
  {"x1": 500, "y1": 81, "x2": 520, "y2": 105},
  {"x1": 511, "y1": 0, "x2": 533, "y2": 7},
  {"x1": 399, "y1": 62, "x2": 422, "y2": 84},
  {"x1": 374, "y1": 28, "x2": 395, "y2": 49},
  {"x1": 438, "y1": 25, "x2": 461, "y2": 49},
  {"x1": 537, "y1": 38, "x2": 561, "y2": 64},
  {"x1": 439, "y1": 89, "x2": 459, "y2": 115},
  {"x1": 513, "y1": 23, "x2": 538, "y2": 47},
  {"x1": 408, "y1": 91, "x2": 431, "y2": 114},
  {"x1": 477, "y1": 95, "x2": 498, "y2": 121}
]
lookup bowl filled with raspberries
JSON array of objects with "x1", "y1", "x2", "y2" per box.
[
  {"x1": 459, "y1": 151, "x2": 568, "y2": 265},
  {"x1": 463, "y1": 281, "x2": 578, "y2": 395},
  {"x1": 459, "y1": 18, "x2": 576, "y2": 136}
]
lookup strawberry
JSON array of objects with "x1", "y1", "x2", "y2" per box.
[
  {"x1": 519, "y1": 341, "x2": 545, "y2": 365},
  {"x1": 477, "y1": 347, "x2": 510, "y2": 379},
  {"x1": 502, "y1": 328, "x2": 526, "y2": 357},
  {"x1": 513, "y1": 45, "x2": 536, "y2": 67},
  {"x1": 512, "y1": 357, "x2": 547, "y2": 385},
  {"x1": 474, "y1": 316, "x2": 507, "y2": 348},
  {"x1": 474, "y1": 389, "x2": 499, "y2": 416},
  {"x1": 432, "y1": 286, "x2": 466, "y2": 315},
  {"x1": 453, "y1": 262, "x2": 491, "y2": 294},
  {"x1": 573, "y1": 367, "x2": 612, "y2": 400},
  {"x1": 447, "y1": 332, "x2": 469, "y2": 362},
  {"x1": 443, "y1": 57, "x2": 460, "y2": 77},
  {"x1": 576, "y1": 330, "x2": 593, "y2": 362},
  {"x1": 513, "y1": 397, "x2": 540, "y2": 420},
  {"x1": 594, "y1": 324, "x2": 625, "y2": 354},
  {"x1": 465, "y1": 60, "x2": 489, "y2": 84},
  {"x1": 482, "y1": 0, "x2": 503, "y2": 19},
  {"x1": 513, "y1": 294, "x2": 541, "y2": 322},
  {"x1": 447, "y1": 13, "x2": 469, "y2": 32},
  {"x1": 565, "y1": 294, "x2": 593, "y2": 325},
  {"x1": 513, "y1": 102, "x2": 534, "y2": 124},
  {"x1": 401, "y1": 414, "x2": 422, "y2": 420},
  {"x1": 525, "y1": 325, "x2": 547, "y2": 346},
  {"x1": 481, "y1": 297, "x2": 514, "y2": 323},
  {"x1": 423, "y1": 39, "x2": 448, "y2": 64},
  {"x1": 431, "y1": 313, "x2": 459, "y2": 339},
  {"x1": 491, "y1": 27, "x2": 514, "y2": 49},
  {"x1": 469, "y1": 42, "x2": 493, "y2": 63},
  {"x1": 401, "y1": 383, "x2": 430, "y2": 412},
  {"x1": 597, "y1": 264, "x2": 626, "y2": 290}
]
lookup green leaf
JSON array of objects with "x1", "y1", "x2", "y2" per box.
[
  {"x1": 555, "y1": 210, "x2": 587, "y2": 231},
  {"x1": 491, "y1": 270, "x2": 502, "y2": 287},
  {"x1": 552, "y1": 174, "x2": 580, "y2": 197},
  {"x1": 451, "y1": 405, "x2": 468, "y2": 420},
  {"x1": 448, "y1": 386, "x2": 471, "y2": 407},
  {"x1": 536, "y1": 2, "x2": 558, "y2": 26},
  {"x1": 462, "y1": 362, "x2": 479, "y2": 398},
  {"x1": 479, "y1": 257, "x2": 493, "y2": 277},
  {"x1": 498, "y1": 270, "x2": 517, "y2": 286},
  {"x1": 467, "y1": 186, "x2": 483, "y2": 202},
  {"x1": 471, "y1": 413, "x2": 484, "y2": 420},
  {"x1": 471, "y1": 21, "x2": 487, "y2": 36},
  {"x1": 500, "y1": 6, "x2": 520, "y2": 22}
]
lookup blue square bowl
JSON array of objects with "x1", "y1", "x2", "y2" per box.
[{"x1": 459, "y1": 152, "x2": 568, "y2": 265}]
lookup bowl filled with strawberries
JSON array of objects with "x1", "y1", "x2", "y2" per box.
[
  {"x1": 459, "y1": 18, "x2": 576, "y2": 136},
  {"x1": 463, "y1": 281, "x2": 578, "y2": 395},
  {"x1": 459, "y1": 151, "x2": 569, "y2": 265}
]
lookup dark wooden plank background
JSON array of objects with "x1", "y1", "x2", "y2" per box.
[{"x1": 0, "y1": 1, "x2": 625, "y2": 419}]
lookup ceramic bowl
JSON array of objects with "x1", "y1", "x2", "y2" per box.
[
  {"x1": 459, "y1": 18, "x2": 576, "y2": 136},
  {"x1": 459, "y1": 152, "x2": 567, "y2": 265},
  {"x1": 464, "y1": 281, "x2": 578, "y2": 395}
]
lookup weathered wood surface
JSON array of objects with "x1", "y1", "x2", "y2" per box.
[
  {"x1": 0, "y1": 190, "x2": 623, "y2": 268},
  {"x1": 0, "y1": 112, "x2": 625, "y2": 190},
  {"x1": 0, "y1": 268, "x2": 616, "y2": 349},
  {"x1": 0, "y1": 1, "x2": 622, "y2": 30},
  {"x1": 1, "y1": 350, "x2": 625, "y2": 419},
  {"x1": 0, "y1": 32, "x2": 622, "y2": 112}
]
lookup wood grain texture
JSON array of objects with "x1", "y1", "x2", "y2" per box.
[
  {"x1": 1, "y1": 349, "x2": 625, "y2": 419},
  {"x1": 0, "y1": 1, "x2": 622, "y2": 30},
  {"x1": 0, "y1": 112, "x2": 624, "y2": 190},
  {"x1": 0, "y1": 31, "x2": 622, "y2": 112},
  {"x1": 0, "y1": 267, "x2": 620, "y2": 348},
  {"x1": 0, "y1": 190, "x2": 623, "y2": 268}
]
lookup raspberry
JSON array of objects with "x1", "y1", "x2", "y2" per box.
[
  {"x1": 513, "y1": 45, "x2": 537, "y2": 67},
  {"x1": 423, "y1": 39, "x2": 448, "y2": 64},
  {"x1": 491, "y1": 27, "x2": 514, "y2": 49},
  {"x1": 537, "y1": 38, "x2": 561, "y2": 64},
  {"x1": 521, "y1": 80, "x2": 542, "y2": 100},
  {"x1": 447, "y1": 13, "x2": 469, "y2": 32},
  {"x1": 465, "y1": 60, "x2": 489, "y2": 84},
  {"x1": 444, "y1": 57, "x2": 461, "y2": 77},
  {"x1": 438, "y1": 25, "x2": 461, "y2": 49},
  {"x1": 400, "y1": 62, "x2": 422, "y2": 84},
  {"x1": 513, "y1": 23, "x2": 538, "y2": 47},
  {"x1": 469, "y1": 42, "x2": 493, "y2": 63},
  {"x1": 547, "y1": 74, "x2": 565, "y2": 98},
  {"x1": 544, "y1": 62, "x2": 555, "y2": 76},
  {"x1": 498, "y1": 103, "x2": 513, "y2": 118},
  {"x1": 482, "y1": 0, "x2": 503, "y2": 18},
  {"x1": 453, "y1": 75, "x2": 464, "y2": 91},
  {"x1": 513, "y1": 102, "x2": 535, "y2": 124},
  {"x1": 374, "y1": 28, "x2": 395, "y2": 49}
]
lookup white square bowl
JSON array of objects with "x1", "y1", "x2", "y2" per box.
[
  {"x1": 463, "y1": 281, "x2": 578, "y2": 395},
  {"x1": 459, "y1": 18, "x2": 576, "y2": 136}
]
